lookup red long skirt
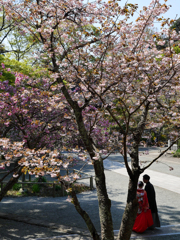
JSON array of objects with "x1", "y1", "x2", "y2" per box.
[{"x1": 133, "y1": 209, "x2": 154, "y2": 233}]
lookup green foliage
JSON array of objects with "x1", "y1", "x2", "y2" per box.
[
  {"x1": 0, "y1": 44, "x2": 6, "y2": 54},
  {"x1": 55, "y1": 185, "x2": 61, "y2": 191},
  {"x1": 155, "y1": 53, "x2": 164, "y2": 62},
  {"x1": 41, "y1": 176, "x2": 47, "y2": 182},
  {"x1": 151, "y1": 131, "x2": 155, "y2": 142},
  {"x1": 173, "y1": 46, "x2": 180, "y2": 54},
  {"x1": 173, "y1": 148, "x2": 180, "y2": 158},
  {"x1": 150, "y1": 131, "x2": 167, "y2": 144},
  {"x1": 0, "y1": 55, "x2": 15, "y2": 84},
  {"x1": 4, "y1": 58, "x2": 33, "y2": 76},
  {"x1": 6, "y1": 29, "x2": 38, "y2": 62},
  {"x1": 83, "y1": 24, "x2": 101, "y2": 37},
  {"x1": 1, "y1": 71, "x2": 15, "y2": 85},
  {"x1": 170, "y1": 18, "x2": 180, "y2": 33},
  {"x1": 0, "y1": 54, "x2": 50, "y2": 85},
  {"x1": 32, "y1": 184, "x2": 40, "y2": 193},
  {"x1": 159, "y1": 134, "x2": 167, "y2": 142},
  {"x1": 12, "y1": 183, "x2": 21, "y2": 191},
  {"x1": 4, "y1": 57, "x2": 49, "y2": 78},
  {"x1": 7, "y1": 181, "x2": 90, "y2": 197},
  {"x1": 16, "y1": 191, "x2": 23, "y2": 196}
]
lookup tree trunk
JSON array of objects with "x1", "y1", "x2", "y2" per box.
[
  {"x1": 71, "y1": 105, "x2": 114, "y2": 239},
  {"x1": 94, "y1": 160, "x2": 114, "y2": 240},
  {"x1": 116, "y1": 102, "x2": 150, "y2": 239},
  {"x1": 0, "y1": 166, "x2": 23, "y2": 201},
  {"x1": 60, "y1": 83, "x2": 114, "y2": 239},
  {"x1": 117, "y1": 174, "x2": 139, "y2": 240}
]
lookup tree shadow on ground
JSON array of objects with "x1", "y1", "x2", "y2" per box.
[
  {"x1": 158, "y1": 205, "x2": 180, "y2": 226},
  {"x1": 0, "y1": 156, "x2": 179, "y2": 239},
  {"x1": 0, "y1": 217, "x2": 65, "y2": 240},
  {"x1": 0, "y1": 188, "x2": 126, "y2": 238},
  {"x1": 0, "y1": 186, "x2": 180, "y2": 239}
]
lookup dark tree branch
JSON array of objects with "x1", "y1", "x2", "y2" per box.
[
  {"x1": 141, "y1": 136, "x2": 180, "y2": 171},
  {"x1": 71, "y1": 190, "x2": 100, "y2": 240}
]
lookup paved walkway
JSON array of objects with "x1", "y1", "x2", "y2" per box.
[
  {"x1": 0, "y1": 149, "x2": 180, "y2": 239},
  {"x1": 103, "y1": 159, "x2": 180, "y2": 194},
  {"x1": 0, "y1": 212, "x2": 179, "y2": 240},
  {"x1": 33, "y1": 224, "x2": 180, "y2": 239},
  {"x1": 34, "y1": 224, "x2": 180, "y2": 239}
]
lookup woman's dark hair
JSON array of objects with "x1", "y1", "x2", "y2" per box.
[{"x1": 138, "y1": 181, "x2": 144, "y2": 188}]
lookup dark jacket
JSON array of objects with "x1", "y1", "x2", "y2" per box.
[{"x1": 145, "y1": 182, "x2": 158, "y2": 213}]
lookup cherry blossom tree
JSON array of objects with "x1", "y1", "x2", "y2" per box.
[
  {"x1": 0, "y1": 4, "x2": 22, "y2": 51},
  {"x1": 0, "y1": 64, "x2": 112, "y2": 205},
  {"x1": 1, "y1": 0, "x2": 180, "y2": 240},
  {"x1": 0, "y1": 68, "x2": 77, "y2": 199}
]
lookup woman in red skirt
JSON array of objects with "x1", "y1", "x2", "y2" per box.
[{"x1": 133, "y1": 181, "x2": 154, "y2": 233}]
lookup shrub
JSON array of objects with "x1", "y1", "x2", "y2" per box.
[
  {"x1": 12, "y1": 183, "x2": 21, "y2": 191},
  {"x1": 32, "y1": 184, "x2": 40, "y2": 193},
  {"x1": 55, "y1": 185, "x2": 61, "y2": 191},
  {"x1": 41, "y1": 176, "x2": 47, "y2": 182},
  {"x1": 173, "y1": 149, "x2": 180, "y2": 158}
]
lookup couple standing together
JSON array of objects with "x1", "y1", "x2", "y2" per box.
[{"x1": 133, "y1": 174, "x2": 161, "y2": 233}]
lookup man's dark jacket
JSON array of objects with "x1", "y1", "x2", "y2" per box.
[{"x1": 145, "y1": 182, "x2": 158, "y2": 213}]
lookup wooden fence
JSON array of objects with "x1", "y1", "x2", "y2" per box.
[{"x1": 0, "y1": 169, "x2": 94, "y2": 197}]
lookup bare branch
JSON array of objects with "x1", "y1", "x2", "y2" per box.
[{"x1": 141, "y1": 136, "x2": 180, "y2": 171}]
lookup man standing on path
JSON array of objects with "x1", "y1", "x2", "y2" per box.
[{"x1": 143, "y1": 174, "x2": 160, "y2": 229}]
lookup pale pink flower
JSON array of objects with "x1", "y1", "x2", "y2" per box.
[{"x1": 13, "y1": 174, "x2": 19, "y2": 178}]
